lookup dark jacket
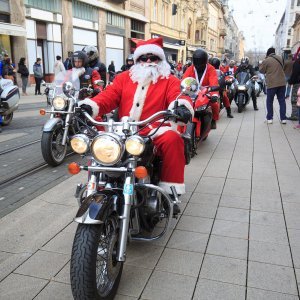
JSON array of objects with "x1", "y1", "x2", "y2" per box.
[
  {"x1": 235, "y1": 64, "x2": 256, "y2": 78},
  {"x1": 288, "y1": 58, "x2": 300, "y2": 85},
  {"x1": 18, "y1": 63, "x2": 29, "y2": 77},
  {"x1": 2, "y1": 62, "x2": 15, "y2": 77}
]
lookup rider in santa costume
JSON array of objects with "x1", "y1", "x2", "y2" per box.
[
  {"x1": 183, "y1": 48, "x2": 220, "y2": 129},
  {"x1": 80, "y1": 37, "x2": 193, "y2": 202}
]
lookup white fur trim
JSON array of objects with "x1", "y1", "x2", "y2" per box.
[
  {"x1": 168, "y1": 99, "x2": 194, "y2": 118},
  {"x1": 129, "y1": 83, "x2": 150, "y2": 121},
  {"x1": 149, "y1": 126, "x2": 177, "y2": 139},
  {"x1": 159, "y1": 182, "x2": 186, "y2": 195},
  {"x1": 133, "y1": 44, "x2": 166, "y2": 63},
  {"x1": 79, "y1": 98, "x2": 99, "y2": 118}
]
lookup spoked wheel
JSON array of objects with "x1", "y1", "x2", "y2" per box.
[
  {"x1": 41, "y1": 126, "x2": 67, "y2": 166},
  {"x1": 71, "y1": 216, "x2": 123, "y2": 300},
  {"x1": 2, "y1": 113, "x2": 13, "y2": 126}
]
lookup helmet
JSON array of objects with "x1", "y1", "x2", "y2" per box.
[
  {"x1": 229, "y1": 59, "x2": 235, "y2": 67},
  {"x1": 241, "y1": 57, "x2": 249, "y2": 65},
  {"x1": 72, "y1": 51, "x2": 88, "y2": 67},
  {"x1": 193, "y1": 48, "x2": 208, "y2": 70},
  {"x1": 210, "y1": 57, "x2": 220, "y2": 69},
  {"x1": 186, "y1": 60, "x2": 192, "y2": 66},
  {"x1": 126, "y1": 54, "x2": 134, "y2": 64},
  {"x1": 82, "y1": 45, "x2": 99, "y2": 63}
]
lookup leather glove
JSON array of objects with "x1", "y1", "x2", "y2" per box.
[
  {"x1": 174, "y1": 105, "x2": 192, "y2": 124},
  {"x1": 92, "y1": 88, "x2": 100, "y2": 97},
  {"x1": 80, "y1": 104, "x2": 93, "y2": 116},
  {"x1": 210, "y1": 95, "x2": 219, "y2": 103}
]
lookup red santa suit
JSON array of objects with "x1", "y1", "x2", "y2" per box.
[
  {"x1": 183, "y1": 63, "x2": 220, "y2": 121},
  {"x1": 224, "y1": 65, "x2": 237, "y2": 75},
  {"x1": 80, "y1": 37, "x2": 193, "y2": 195}
]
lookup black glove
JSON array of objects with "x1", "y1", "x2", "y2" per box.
[
  {"x1": 80, "y1": 104, "x2": 93, "y2": 116},
  {"x1": 174, "y1": 105, "x2": 192, "y2": 124},
  {"x1": 92, "y1": 88, "x2": 100, "y2": 97},
  {"x1": 210, "y1": 95, "x2": 219, "y2": 103}
]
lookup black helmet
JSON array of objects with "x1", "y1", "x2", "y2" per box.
[
  {"x1": 72, "y1": 51, "x2": 88, "y2": 67},
  {"x1": 126, "y1": 54, "x2": 134, "y2": 64},
  {"x1": 210, "y1": 57, "x2": 220, "y2": 69},
  {"x1": 193, "y1": 48, "x2": 208, "y2": 70},
  {"x1": 241, "y1": 57, "x2": 249, "y2": 66},
  {"x1": 82, "y1": 45, "x2": 99, "y2": 63}
]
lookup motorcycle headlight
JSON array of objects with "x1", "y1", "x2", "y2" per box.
[
  {"x1": 125, "y1": 136, "x2": 145, "y2": 156},
  {"x1": 52, "y1": 96, "x2": 67, "y2": 110},
  {"x1": 91, "y1": 134, "x2": 123, "y2": 165},
  {"x1": 196, "y1": 105, "x2": 207, "y2": 112},
  {"x1": 237, "y1": 85, "x2": 247, "y2": 91},
  {"x1": 70, "y1": 134, "x2": 89, "y2": 154}
]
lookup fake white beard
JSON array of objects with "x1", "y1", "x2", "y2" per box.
[
  {"x1": 72, "y1": 67, "x2": 85, "y2": 82},
  {"x1": 129, "y1": 60, "x2": 171, "y2": 85}
]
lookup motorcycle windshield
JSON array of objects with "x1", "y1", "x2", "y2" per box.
[
  {"x1": 52, "y1": 70, "x2": 80, "y2": 95},
  {"x1": 236, "y1": 72, "x2": 250, "y2": 85}
]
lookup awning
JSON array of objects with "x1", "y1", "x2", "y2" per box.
[
  {"x1": 163, "y1": 43, "x2": 181, "y2": 50},
  {"x1": 0, "y1": 22, "x2": 27, "y2": 37}
]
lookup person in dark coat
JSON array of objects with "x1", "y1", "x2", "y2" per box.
[
  {"x1": 2, "y1": 57, "x2": 17, "y2": 84},
  {"x1": 288, "y1": 55, "x2": 300, "y2": 121},
  {"x1": 18, "y1": 57, "x2": 29, "y2": 95},
  {"x1": 33, "y1": 58, "x2": 43, "y2": 95}
]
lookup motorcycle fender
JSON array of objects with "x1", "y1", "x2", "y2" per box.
[
  {"x1": 42, "y1": 117, "x2": 63, "y2": 132},
  {"x1": 74, "y1": 190, "x2": 122, "y2": 224}
]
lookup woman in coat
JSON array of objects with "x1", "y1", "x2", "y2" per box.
[
  {"x1": 33, "y1": 58, "x2": 43, "y2": 95},
  {"x1": 18, "y1": 57, "x2": 29, "y2": 96}
]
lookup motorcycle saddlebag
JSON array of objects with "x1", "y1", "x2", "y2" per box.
[{"x1": 1, "y1": 86, "x2": 19, "y2": 110}]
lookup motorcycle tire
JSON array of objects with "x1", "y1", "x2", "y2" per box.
[
  {"x1": 2, "y1": 113, "x2": 13, "y2": 126},
  {"x1": 41, "y1": 127, "x2": 67, "y2": 166},
  {"x1": 237, "y1": 94, "x2": 244, "y2": 113},
  {"x1": 70, "y1": 217, "x2": 123, "y2": 300},
  {"x1": 185, "y1": 122, "x2": 197, "y2": 158}
]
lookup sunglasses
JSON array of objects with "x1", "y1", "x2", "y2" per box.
[{"x1": 138, "y1": 55, "x2": 160, "y2": 62}]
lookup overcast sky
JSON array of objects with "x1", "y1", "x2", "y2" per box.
[{"x1": 228, "y1": 0, "x2": 287, "y2": 51}]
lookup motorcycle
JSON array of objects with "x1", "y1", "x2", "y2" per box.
[
  {"x1": 224, "y1": 71, "x2": 237, "y2": 103},
  {"x1": 184, "y1": 78, "x2": 219, "y2": 157},
  {"x1": 40, "y1": 71, "x2": 103, "y2": 166},
  {"x1": 256, "y1": 72, "x2": 266, "y2": 96},
  {"x1": 235, "y1": 71, "x2": 258, "y2": 113},
  {"x1": 68, "y1": 79, "x2": 194, "y2": 300},
  {"x1": 0, "y1": 77, "x2": 19, "y2": 126}
]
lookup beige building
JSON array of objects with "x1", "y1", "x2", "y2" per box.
[{"x1": 291, "y1": 13, "x2": 300, "y2": 54}]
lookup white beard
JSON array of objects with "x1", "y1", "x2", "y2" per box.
[{"x1": 130, "y1": 60, "x2": 171, "y2": 85}]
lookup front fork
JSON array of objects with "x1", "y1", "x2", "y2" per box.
[{"x1": 62, "y1": 101, "x2": 74, "y2": 145}]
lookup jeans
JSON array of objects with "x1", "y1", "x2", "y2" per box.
[
  {"x1": 35, "y1": 77, "x2": 42, "y2": 94},
  {"x1": 285, "y1": 76, "x2": 291, "y2": 97},
  {"x1": 266, "y1": 86, "x2": 286, "y2": 121},
  {"x1": 21, "y1": 76, "x2": 28, "y2": 93}
]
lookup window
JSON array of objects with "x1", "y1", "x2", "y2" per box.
[
  {"x1": 153, "y1": 0, "x2": 157, "y2": 21},
  {"x1": 181, "y1": 13, "x2": 185, "y2": 31},
  {"x1": 162, "y1": 4, "x2": 165, "y2": 25},
  {"x1": 288, "y1": 28, "x2": 292, "y2": 35},
  {"x1": 188, "y1": 18, "x2": 192, "y2": 39},
  {"x1": 24, "y1": 0, "x2": 61, "y2": 13},
  {"x1": 131, "y1": 20, "x2": 145, "y2": 39},
  {"x1": 107, "y1": 12, "x2": 125, "y2": 28},
  {"x1": 195, "y1": 30, "x2": 200, "y2": 41},
  {"x1": 73, "y1": 0, "x2": 98, "y2": 22},
  {"x1": 298, "y1": 0, "x2": 300, "y2": 6},
  {"x1": 291, "y1": 0, "x2": 295, "y2": 8},
  {"x1": 287, "y1": 39, "x2": 291, "y2": 47}
]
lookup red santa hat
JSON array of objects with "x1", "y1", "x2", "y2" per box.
[{"x1": 133, "y1": 37, "x2": 166, "y2": 63}]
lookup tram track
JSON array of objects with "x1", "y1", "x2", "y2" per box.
[{"x1": 0, "y1": 139, "x2": 41, "y2": 156}]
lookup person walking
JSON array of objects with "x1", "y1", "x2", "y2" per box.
[
  {"x1": 17, "y1": 57, "x2": 29, "y2": 96},
  {"x1": 284, "y1": 54, "x2": 294, "y2": 100},
  {"x1": 288, "y1": 54, "x2": 300, "y2": 121},
  {"x1": 53, "y1": 55, "x2": 65, "y2": 76},
  {"x1": 33, "y1": 58, "x2": 43, "y2": 95},
  {"x1": 259, "y1": 47, "x2": 286, "y2": 124},
  {"x1": 108, "y1": 60, "x2": 115, "y2": 83}
]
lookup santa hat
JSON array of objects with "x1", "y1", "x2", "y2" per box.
[{"x1": 133, "y1": 37, "x2": 166, "y2": 63}]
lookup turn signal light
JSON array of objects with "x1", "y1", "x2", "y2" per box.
[
  {"x1": 68, "y1": 162, "x2": 81, "y2": 175},
  {"x1": 39, "y1": 109, "x2": 46, "y2": 115},
  {"x1": 134, "y1": 166, "x2": 148, "y2": 179}
]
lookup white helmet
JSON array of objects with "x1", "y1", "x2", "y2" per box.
[{"x1": 82, "y1": 45, "x2": 99, "y2": 63}]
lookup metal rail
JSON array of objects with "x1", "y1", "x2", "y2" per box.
[{"x1": 0, "y1": 139, "x2": 41, "y2": 156}]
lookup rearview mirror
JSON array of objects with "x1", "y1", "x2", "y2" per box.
[{"x1": 63, "y1": 81, "x2": 75, "y2": 96}]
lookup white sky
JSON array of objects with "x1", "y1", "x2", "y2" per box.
[{"x1": 228, "y1": 0, "x2": 287, "y2": 51}]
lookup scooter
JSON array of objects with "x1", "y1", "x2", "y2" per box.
[{"x1": 0, "y1": 77, "x2": 19, "y2": 126}]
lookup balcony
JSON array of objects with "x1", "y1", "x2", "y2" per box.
[{"x1": 219, "y1": 28, "x2": 227, "y2": 37}]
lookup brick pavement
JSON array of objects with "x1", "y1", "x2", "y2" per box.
[{"x1": 0, "y1": 95, "x2": 300, "y2": 299}]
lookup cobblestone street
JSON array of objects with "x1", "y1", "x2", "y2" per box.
[{"x1": 0, "y1": 95, "x2": 300, "y2": 299}]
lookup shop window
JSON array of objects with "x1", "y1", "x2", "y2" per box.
[
  {"x1": 24, "y1": 0, "x2": 61, "y2": 13},
  {"x1": 73, "y1": 0, "x2": 98, "y2": 22},
  {"x1": 107, "y1": 12, "x2": 125, "y2": 28},
  {"x1": 131, "y1": 20, "x2": 145, "y2": 39},
  {"x1": 0, "y1": 13, "x2": 10, "y2": 23}
]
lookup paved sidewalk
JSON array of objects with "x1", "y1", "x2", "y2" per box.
[{"x1": 0, "y1": 96, "x2": 300, "y2": 300}]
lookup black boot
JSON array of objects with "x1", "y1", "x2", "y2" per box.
[
  {"x1": 169, "y1": 195, "x2": 181, "y2": 216},
  {"x1": 226, "y1": 107, "x2": 234, "y2": 118},
  {"x1": 253, "y1": 98, "x2": 259, "y2": 110},
  {"x1": 211, "y1": 119, "x2": 217, "y2": 129}
]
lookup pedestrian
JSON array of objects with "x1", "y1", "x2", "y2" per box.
[
  {"x1": 108, "y1": 60, "x2": 115, "y2": 82},
  {"x1": 63, "y1": 52, "x2": 73, "y2": 70},
  {"x1": 259, "y1": 47, "x2": 286, "y2": 124},
  {"x1": 2, "y1": 57, "x2": 17, "y2": 84},
  {"x1": 288, "y1": 53, "x2": 300, "y2": 121},
  {"x1": 53, "y1": 55, "x2": 65, "y2": 76},
  {"x1": 293, "y1": 88, "x2": 300, "y2": 129},
  {"x1": 284, "y1": 54, "x2": 294, "y2": 100},
  {"x1": 33, "y1": 58, "x2": 43, "y2": 95},
  {"x1": 17, "y1": 57, "x2": 29, "y2": 96}
]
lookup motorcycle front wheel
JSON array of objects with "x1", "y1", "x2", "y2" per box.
[
  {"x1": 41, "y1": 127, "x2": 67, "y2": 166},
  {"x1": 70, "y1": 216, "x2": 123, "y2": 300},
  {"x1": 237, "y1": 94, "x2": 244, "y2": 113},
  {"x1": 2, "y1": 113, "x2": 13, "y2": 126}
]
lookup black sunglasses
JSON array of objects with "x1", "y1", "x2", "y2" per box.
[{"x1": 138, "y1": 55, "x2": 160, "y2": 62}]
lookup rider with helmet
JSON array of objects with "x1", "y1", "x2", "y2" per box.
[
  {"x1": 65, "y1": 51, "x2": 101, "y2": 100},
  {"x1": 183, "y1": 48, "x2": 220, "y2": 129},
  {"x1": 121, "y1": 54, "x2": 134, "y2": 72},
  {"x1": 224, "y1": 60, "x2": 238, "y2": 74},
  {"x1": 210, "y1": 57, "x2": 234, "y2": 118},
  {"x1": 235, "y1": 57, "x2": 259, "y2": 110},
  {"x1": 82, "y1": 45, "x2": 107, "y2": 86}
]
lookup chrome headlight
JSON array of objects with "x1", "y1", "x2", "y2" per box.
[
  {"x1": 70, "y1": 134, "x2": 89, "y2": 154},
  {"x1": 91, "y1": 134, "x2": 123, "y2": 165},
  {"x1": 237, "y1": 85, "x2": 247, "y2": 91},
  {"x1": 53, "y1": 96, "x2": 67, "y2": 110},
  {"x1": 125, "y1": 136, "x2": 145, "y2": 156}
]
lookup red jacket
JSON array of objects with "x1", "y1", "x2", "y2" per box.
[{"x1": 224, "y1": 65, "x2": 237, "y2": 74}]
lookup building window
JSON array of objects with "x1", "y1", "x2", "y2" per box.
[
  {"x1": 288, "y1": 28, "x2": 292, "y2": 35},
  {"x1": 195, "y1": 30, "x2": 200, "y2": 41},
  {"x1": 131, "y1": 20, "x2": 145, "y2": 39},
  {"x1": 162, "y1": 4, "x2": 165, "y2": 25},
  {"x1": 107, "y1": 12, "x2": 125, "y2": 28},
  {"x1": 287, "y1": 39, "x2": 291, "y2": 47},
  {"x1": 291, "y1": 0, "x2": 295, "y2": 8},
  {"x1": 72, "y1": 0, "x2": 98, "y2": 22},
  {"x1": 298, "y1": 0, "x2": 300, "y2": 6},
  {"x1": 153, "y1": 0, "x2": 157, "y2": 21},
  {"x1": 24, "y1": 0, "x2": 61, "y2": 13},
  {"x1": 188, "y1": 18, "x2": 192, "y2": 39}
]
